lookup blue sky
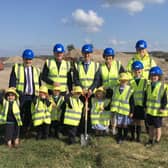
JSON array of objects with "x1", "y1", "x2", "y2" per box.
[{"x1": 0, "y1": 0, "x2": 167, "y2": 56}]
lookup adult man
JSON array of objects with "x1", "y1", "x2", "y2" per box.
[
  {"x1": 41, "y1": 43, "x2": 72, "y2": 95},
  {"x1": 73, "y1": 44, "x2": 100, "y2": 96},
  {"x1": 9, "y1": 49, "x2": 41, "y2": 136},
  {"x1": 73, "y1": 44, "x2": 100, "y2": 133}
]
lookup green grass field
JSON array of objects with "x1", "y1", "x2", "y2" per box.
[{"x1": 0, "y1": 132, "x2": 168, "y2": 168}]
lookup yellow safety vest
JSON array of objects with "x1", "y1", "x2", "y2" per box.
[
  {"x1": 14, "y1": 63, "x2": 40, "y2": 95},
  {"x1": 50, "y1": 96, "x2": 64, "y2": 121},
  {"x1": 126, "y1": 53, "x2": 156, "y2": 79},
  {"x1": 64, "y1": 97, "x2": 83, "y2": 126},
  {"x1": 111, "y1": 85, "x2": 133, "y2": 116},
  {"x1": 75, "y1": 61, "x2": 99, "y2": 89},
  {"x1": 0, "y1": 99, "x2": 22, "y2": 126},
  {"x1": 46, "y1": 59, "x2": 70, "y2": 92},
  {"x1": 146, "y1": 82, "x2": 168, "y2": 117},
  {"x1": 100, "y1": 61, "x2": 120, "y2": 89},
  {"x1": 91, "y1": 98, "x2": 111, "y2": 126},
  {"x1": 31, "y1": 98, "x2": 52, "y2": 126},
  {"x1": 130, "y1": 78, "x2": 148, "y2": 106}
]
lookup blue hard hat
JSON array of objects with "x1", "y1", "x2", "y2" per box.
[
  {"x1": 22, "y1": 49, "x2": 34, "y2": 59},
  {"x1": 149, "y1": 66, "x2": 163, "y2": 76},
  {"x1": 103, "y1": 48, "x2": 115, "y2": 57},
  {"x1": 53, "y1": 43, "x2": 65, "y2": 53},
  {"x1": 132, "y1": 61, "x2": 144, "y2": 70},
  {"x1": 135, "y1": 40, "x2": 147, "y2": 49},
  {"x1": 81, "y1": 44, "x2": 93, "y2": 53}
]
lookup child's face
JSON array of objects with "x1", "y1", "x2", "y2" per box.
[
  {"x1": 53, "y1": 90, "x2": 60, "y2": 96},
  {"x1": 133, "y1": 69, "x2": 142, "y2": 77},
  {"x1": 7, "y1": 93, "x2": 16, "y2": 102},
  {"x1": 73, "y1": 92, "x2": 81, "y2": 98},
  {"x1": 150, "y1": 75, "x2": 159, "y2": 82},
  {"x1": 120, "y1": 80, "x2": 128, "y2": 85},
  {"x1": 39, "y1": 92, "x2": 47, "y2": 99},
  {"x1": 95, "y1": 91, "x2": 104, "y2": 99}
]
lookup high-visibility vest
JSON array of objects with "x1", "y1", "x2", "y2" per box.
[
  {"x1": 75, "y1": 61, "x2": 99, "y2": 89},
  {"x1": 126, "y1": 53, "x2": 156, "y2": 79},
  {"x1": 0, "y1": 99, "x2": 22, "y2": 126},
  {"x1": 111, "y1": 85, "x2": 133, "y2": 116},
  {"x1": 50, "y1": 96, "x2": 64, "y2": 121},
  {"x1": 63, "y1": 97, "x2": 83, "y2": 126},
  {"x1": 146, "y1": 82, "x2": 168, "y2": 117},
  {"x1": 130, "y1": 78, "x2": 148, "y2": 106},
  {"x1": 100, "y1": 61, "x2": 120, "y2": 89},
  {"x1": 14, "y1": 63, "x2": 40, "y2": 95},
  {"x1": 31, "y1": 98, "x2": 52, "y2": 126},
  {"x1": 46, "y1": 59, "x2": 70, "y2": 92},
  {"x1": 91, "y1": 98, "x2": 111, "y2": 126}
]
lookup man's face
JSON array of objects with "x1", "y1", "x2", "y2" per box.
[
  {"x1": 133, "y1": 69, "x2": 143, "y2": 77},
  {"x1": 83, "y1": 52, "x2": 91, "y2": 62},
  {"x1": 23, "y1": 59, "x2": 33, "y2": 67},
  {"x1": 54, "y1": 52, "x2": 64, "y2": 62},
  {"x1": 105, "y1": 56, "x2": 113, "y2": 65}
]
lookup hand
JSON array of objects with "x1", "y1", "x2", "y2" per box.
[
  {"x1": 53, "y1": 82, "x2": 60, "y2": 87},
  {"x1": 129, "y1": 113, "x2": 133, "y2": 118},
  {"x1": 87, "y1": 89, "x2": 92, "y2": 97},
  {"x1": 159, "y1": 109, "x2": 165, "y2": 113}
]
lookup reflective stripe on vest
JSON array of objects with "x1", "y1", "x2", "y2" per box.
[
  {"x1": 76, "y1": 61, "x2": 99, "y2": 89},
  {"x1": 146, "y1": 82, "x2": 168, "y2": 117},
  {"x1": 0, "y1": 99, "x2": 22, "y2": 126},
  {"x1": 14, "y1": 64, "x2": 40, "y2": 95},
  {"x1": 100, "y1": 61, "x2": 120, "y2": 88},
  {"x1": 64, "y1": 97, "x2": 83, "y2": 126},
  {"x1": 32, "y1": 98, "x2": 52, "y2": 126},
  {"x1": 111, "y1": 85, "x2": 133, "y2": 116},
  {"x1": 51, "y1": 96, "x2": 64, "y2": 121},
  {"x1": 46, "y1": 59, "x2": 70, "y2": 92},
  {"x1": 130, "y1": 78, "x2": 147, "y2": 106},
  {"x1": 91, "y1": 98, "x2": 111, "y2": 126}
]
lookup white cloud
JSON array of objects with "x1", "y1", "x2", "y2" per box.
[
  {"x1": 62, "y1": 9, "x2": 104, "y2": 33},
  {"x1": 108, "y1": 39, "x2": 128, "y2": 46},
  {"x1": 102, "y1": 0, "x2": 166, "y2": 14}
]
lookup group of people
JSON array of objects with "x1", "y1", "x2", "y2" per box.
[{"x1": 0, "y1": 39, "x2": 168, "y2": 148}]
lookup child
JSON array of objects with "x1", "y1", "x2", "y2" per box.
[
  {"x1": 145, "y1": 66, "x2": 168, "y2": 146},
  {"x1": 31, "y1": 85, "x2": 52, "y2": 140},
  {"x1": 50, "y1": 86, "x2": 64, "y2": 138},
  {"x1": 91, "y1": 87, "x2": 111, "y2": 135},
  {"x1": 63, "y1": 86, "x2": 84, "y2": 144},
  {"x1": 0, "y1": 87, "x2": 22, "y2": 148},
  {"x1": 129, "y1": 61, "x2": 147, "y2": 142},
  {"x1": 111, "y1": 73, "x2": 134, "y2": 144}
]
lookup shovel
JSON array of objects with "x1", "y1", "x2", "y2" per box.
[{"x1": 81, "y1": 94, "x2": 90, "y2": 146}]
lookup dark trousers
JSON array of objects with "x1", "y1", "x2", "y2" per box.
[
  {"x1": 5, "y1": 123, "x2": 20, "y2": 142},
  {"x1": 20, "y1": 95, "x2": 34, "y2": 128},
  {"x1": 36, "y1": 123, "x2": 50, "y2": 140},
  {"x1": 65, "y1": 125, "x2": 77, "y2": 144}
]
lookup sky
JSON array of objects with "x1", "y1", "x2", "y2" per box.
[{"x1": 0, "y1": 0, "x2": 168, "y2": 57}]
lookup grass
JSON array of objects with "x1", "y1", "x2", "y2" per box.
[{"x1": 0, "y1": 131, "x2": 168, "y2": 168}]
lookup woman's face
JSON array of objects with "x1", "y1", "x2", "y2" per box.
[
  {"x1": 150, "y1": 75, "x2": 159, "y2": 82},
  {"x1": 136, "y1": 48, "x2": 146, "y2": 57}
]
